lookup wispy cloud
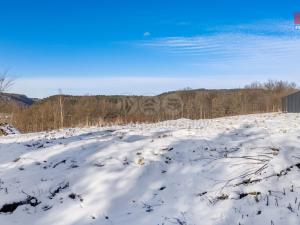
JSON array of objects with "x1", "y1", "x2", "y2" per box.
[
  {"x1": 143, "y1": 32, "x2": 151, "y2": 37},
  {"x1": 176, "y1": 21, "x2": 190, "y2": 26},
  {"x1": 209, "y1": 20, "x2": 297, "y2": 35},
  {"x1": 139, "y1": 20, "x2": 300, "y2": 75},
  {"x1": 144, "y1": 33, "x2": 300, "y2": 58}
]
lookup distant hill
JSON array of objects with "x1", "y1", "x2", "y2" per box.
[
  {"x1": 0, "y1": 93, "x2": 36, "y2": 106},
  {"x1": 0, "y1": 93, "x2": 36, "y2": 114},
  {"x1": 5, "y1": 79, "x2": 298, "y2": 133},
  {"x1": 12, "y1": 88, "x2": 292, "y2": 133}
]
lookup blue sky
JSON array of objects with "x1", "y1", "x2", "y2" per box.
[{"x1": 1, "y1": 0, "x2": 300, "y2": 97}]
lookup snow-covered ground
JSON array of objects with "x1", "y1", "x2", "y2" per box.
[
  {"x1": 0, "y1": 123, "x2": 20, "y2": 136},
  {"x1": 1, "y1": 113, "x2": 300, "y2": 225}
]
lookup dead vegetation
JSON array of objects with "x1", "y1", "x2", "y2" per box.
[
  {"x1": 0, "y1": 79, "x2": 297, "y2": 133},
  {"x1": 0, "y1": 194, "x2": 40, "y2": 214}
]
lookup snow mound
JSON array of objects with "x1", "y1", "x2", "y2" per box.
[
  {"x1": 0, "y1": 123, "x2": 20, "y2": 136},
  {"x1": 0, "y1": 113, "x2": 300, "y2": 225}
]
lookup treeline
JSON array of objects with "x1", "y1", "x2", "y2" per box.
[
  {"x1": 0, "y1": 94, "x2": 29, "y2": 123},
  {"x1": 7, "y1": 80, "x2": 297, "y2": 133}
]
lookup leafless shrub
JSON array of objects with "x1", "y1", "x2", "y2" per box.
[{"x1": 0, "y1": 70, "x2": 14, "y2": 93}]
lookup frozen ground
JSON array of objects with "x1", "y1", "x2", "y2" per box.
[
  {"x1": 0, "y1": 123, "x2": 20, "y2": 136},
  {"x1": 0, "y1": 113, "x2": 300, "y2": 225}
]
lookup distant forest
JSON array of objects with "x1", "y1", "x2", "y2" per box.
[{"x1": 1, "y1": 80, "x2": 298, "y2": 133}]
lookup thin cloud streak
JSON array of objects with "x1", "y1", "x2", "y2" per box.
[
  {"x1": 143, "y1": 33, "x2": 300, "y2": 57},
  {"x1": 139, "y1": 20, "x2": 300, "y2": 76}
]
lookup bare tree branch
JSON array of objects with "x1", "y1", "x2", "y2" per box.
[{"x1": 0, "y1": 70, "x2": 14, "y2": 93}]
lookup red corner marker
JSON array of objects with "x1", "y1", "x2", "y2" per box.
[{"x1": 295, "y1": 13, "x2": 300, "y2": 25}]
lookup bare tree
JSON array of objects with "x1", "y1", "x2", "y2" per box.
[
  {"x1": 0, "y1": 70, "x2": 14, "y2": 93},
  {"x1": 58, "y1": 89, "x2": 64, "y2": 129}
]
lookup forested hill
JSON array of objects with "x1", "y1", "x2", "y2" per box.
[
  {"x1": 8, "y1": 80, "x2": 296, "y2": 132},
  {"x1": 0, "y1": 93, "x2": 36, "y2": 114}
]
